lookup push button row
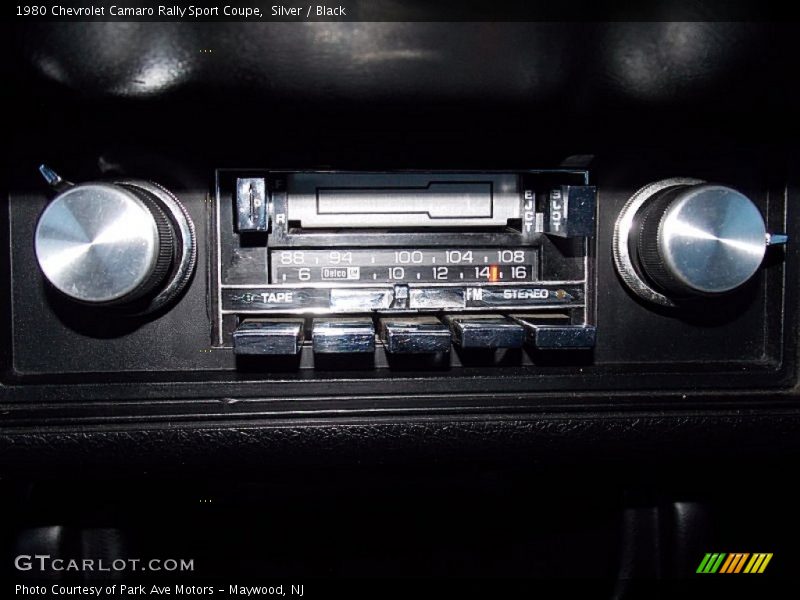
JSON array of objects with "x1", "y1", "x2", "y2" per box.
[{"x1": 233, "y1": 314, "x2": 595, "y2": 356}]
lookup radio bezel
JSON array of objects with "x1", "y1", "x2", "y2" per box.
[{"x1": 212, "y1": 169, "x2": 594, "y2": 350}]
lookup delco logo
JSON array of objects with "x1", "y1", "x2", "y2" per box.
[{"x1": 696, "y1": 552, "x2": 773, "y2": 574}]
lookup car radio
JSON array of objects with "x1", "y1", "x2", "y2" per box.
[{"x1": 211, "y1": 170, "x2": 596, "y2": 358}]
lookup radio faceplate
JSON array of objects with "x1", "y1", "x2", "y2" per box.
[
  {"x1": 213, "y1": 170, "x2": 596, "y2": 356},
  {"x1": 2, "y1": 154, "x2": 789, "y2": 388}
]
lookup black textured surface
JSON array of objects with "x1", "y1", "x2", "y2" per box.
[{"x1": 3, "y1": 411, "x2": 800, "y2": 473}]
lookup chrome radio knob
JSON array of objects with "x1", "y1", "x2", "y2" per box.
[
  {"x1": 613, "y1": 179, "x2": 786, "y2": 306},
  {"x1": 34, "y1": 168, "x2": 196, "y2": 313}
]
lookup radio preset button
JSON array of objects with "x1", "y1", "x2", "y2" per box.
[
  {"x1": 312, "y1": 318, "x2": 376, "y2": 354},
  {"x1": 445, "y1": 315, "x2": 525, "y2": 349},
  {"x1": 512, "y1": 314, "x2": 596, "y2": 349},
  {"x1": 380, "y1": 317, "x2": 452, "y2": 354},
  {"x1": 233, "y1": 319, "x2": 304, "y2": 355}
]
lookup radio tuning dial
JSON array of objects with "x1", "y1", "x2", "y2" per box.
[
  {"x1": 34, "y1": 166, "x2": 197, "y2": 313},
  {"x1": 613, "y1": 179, "x2": 787, "y2": 307}
]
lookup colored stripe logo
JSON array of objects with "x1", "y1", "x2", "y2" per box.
[{"x1": 696, "y1": 553, "x2": 773, "y2": 574}]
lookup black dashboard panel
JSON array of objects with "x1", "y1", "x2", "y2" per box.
[
  {"x1": 3, "y1": 19, "x2": 800, "y2": 436},
  {"x1": 3, "y1": 15, "x2": 800, "y2": 590}
]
